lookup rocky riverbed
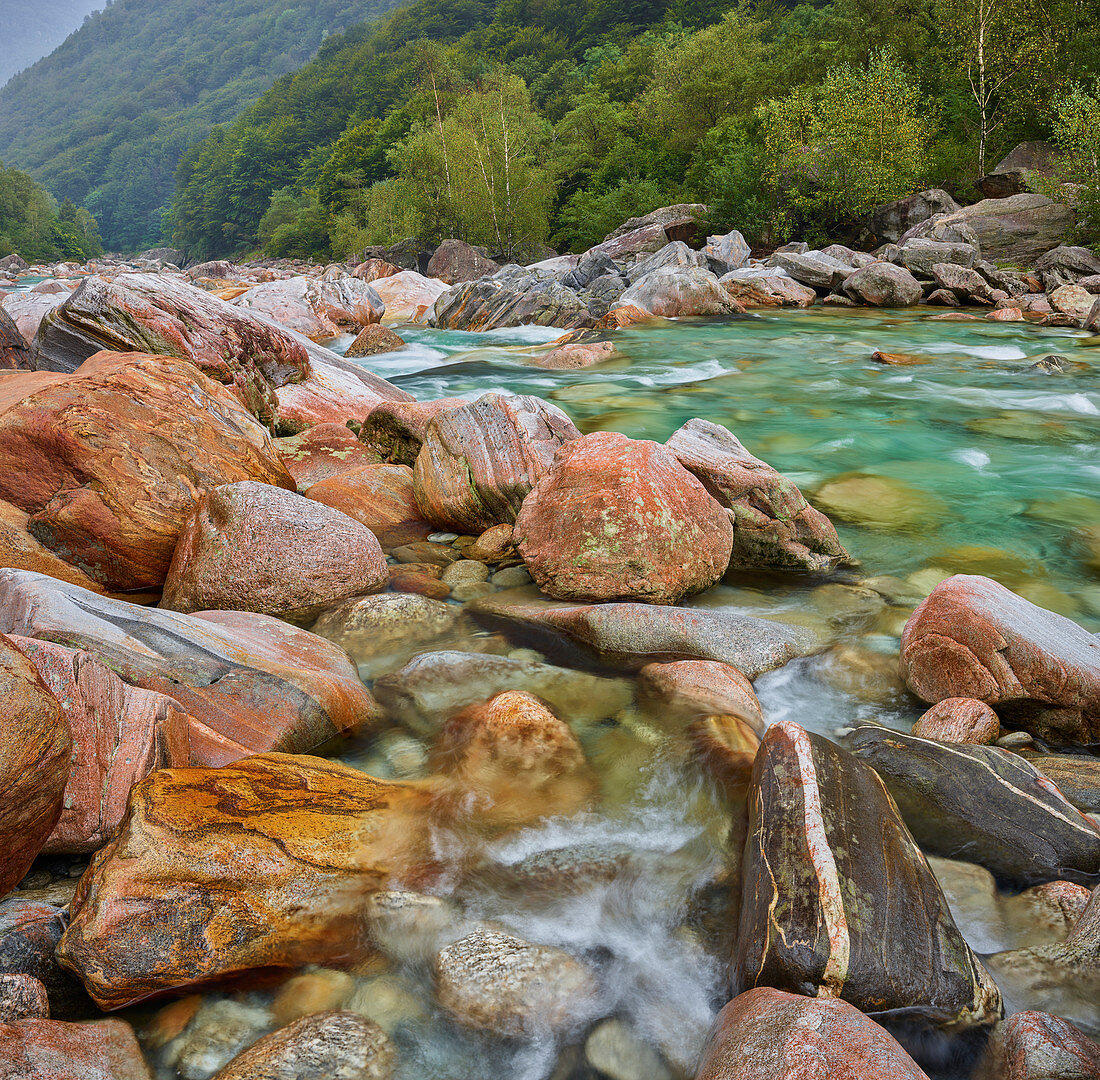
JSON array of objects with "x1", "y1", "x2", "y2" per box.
[{"x1": 0, "y1": 202, "x2": 1099, "y2": 1080}]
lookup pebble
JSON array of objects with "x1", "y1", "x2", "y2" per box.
[
  {"x1": 270, "y1": 969, "x2": 354, "y2": 1025},
  {"x1": 164, "y1": 998, "x2": 271, "y2": 1080},
  {"x1": 440, "y1": 559, "x2": 491, "y2": 586},
  {"x1": 448, "y1": 581, "x2": 497, "y2": 602},
  {"x1": 491, "y1": 566, "x2": 531, "y2": 587},
  {"x1": 428, "y1": 532, "x2": 459, "y2": 543},
  {"x1": 586, "y1": 1018, "x2": 675, "y2": 1080}
]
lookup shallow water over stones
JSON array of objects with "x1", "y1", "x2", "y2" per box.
[{"x1": 19, "y1": 308, "x2": 1096, "y2": 1079}]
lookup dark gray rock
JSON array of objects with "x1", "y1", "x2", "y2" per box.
[
  {"x1": 429, "y1": 271, "x2": 594, "y2": 330},
  {"x1": 1034, "y1": 246, "x2": 1100, "y2": 291},
  {"x1": 976, "y1": 141, "x2": 1061, "y2": 199},
  {"x1": 865, "y1": 189, "x2": 961, "y2": 246},
  {"x1": 703, "y1": 230, "x2": 751, "y2": 274},
  {"x1": 932, "y1": 263, "x2": 1003, "y2": 304}
]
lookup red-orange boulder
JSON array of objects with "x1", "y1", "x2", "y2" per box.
[
  {"x1": 0, "y1": 1018, "x2": 153, "y2": 1079},
  {"x1": 0, "y1": 353, "x2": 295, "y2": 592},
  {"x1": 912, "y1": 697, "x2": 1001, "y2": 744},
  {"x1": 638, "y1": 660, "x2": 764, "y2": 730},
  {"x1": 413, "y1": 393, "x2": 579, "y2": 533},
  {"x1": 977, "y1": 1010, "x2": 1100, "y2": 1079},
  {"x1": 514, "y1": 432, "x2": 733, "y2": 604},
  {"x1": 0, "y1": 635, "x2": 70, "y2": 897},
  {"x1": 694, "y1": 988, "x2": 930, "y2": 1079},
  {"x1": 161, "y1": 482, "x2": 387, "y2": 619},
  {"x1": 306, "y1": 464, "x2": 434, "y2": 550},
  {"x1": 360, "y1": 398, "x2": 467, "y2": 466},
  {"x1": 9, "y1": 637, "x2": 191, "y2": 854},
  {"x1": 274, "y1": 424, "x2": 382, "y2": 491}
]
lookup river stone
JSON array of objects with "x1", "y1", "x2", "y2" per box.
[
  {"x1": 0, "y1": 353, "x2": 295, "y2": 591},
  {"x1": 812, "y1": 473, "x2": 948, "y2": 531},
  {"x1": 694, "y1": 987, "x2": 932, "y2": 1080},
  {"x1": 637, "y1": 660, "x2": 763, "y2": 730},
  {"x1": 9, "y1": 637, "x2": 191, "y2": 854},
  {"x1": 430, "y1": 273, "x2": 595, "y2": 331},
  {"x1": 33, "y1": 273, "x2": 311, "y2": 424},
  {"x1": 345, "y1": 324, "x2": 406, "y2": 358},
  {"x1": 866, "y1": 189, "x2": 961, "y2": 246},
  {"x1": 1018, "y1": 753, "x2": 1100, "y2": 814},
  {"x1": 0, "y1": 307, "x2": 33, "y2": 370},
  {"x1": 895, "y1": 240, "x2": 979, "y2": 277},
  {"x1": 231, "y1": 275, "x2": 384, "y2": 341},
  {"x1": 211, "y1": 1011, "x2": 395, "y2": 1080},
  {"x1": 932, "y1": 263, "x2": 1002, "y2": 304},
  {"x1": 0, "y1": 900, "x2": 88, "y2": 1020},
  {"x1": 586, "y1": 1018, "x2": 674, "y2": 1080},
  {"x1": 167, "y1": 998, "x2": 270, "y2": 1080},
  {"x1": 842, "y1": 263, "x2": 922, "y2": 306},
  {"x1": 414, "y1": 393, "x2": 580, "y2": 534},
  {"x1": 432, "y1": 690, "x2": 596, "y2": 827},
  {"x1": 976, "y1": 1011, "x2": 1100, "y2": 1080},
  {"x1": 848, "y1": 726, "x2": 1100, "y2": 886},
  {"x1": 720, "y1": 268, "x2": 817, "y2": 308},
  {"x1": 310, "y1": 593, "x2": 461, "y2": 669},
  {"x1": 56, "y1": 754, "x2": 436, "y2": 1011},
  {"x1": 735, "y1": 722, "x2": 1002, "y2": 1032},
  {"x1": 359, "y1": 398, "x2": 467, "y2": 467},
  {"x1": 0, "y1": 570, "x2": 382, "y2": 767},
  {"x1": 770, "y1": 250, "x2": 852, "y2": 291},
  {"x1": 532, "y1": 341, "x2": 616, "y2": 369},
  {"x1": 667, "y1": 418, "x2": 848, "y2": 572},
  {"x1": 702, "y1": 230, "x2": 750, "y2": 275},
  {"x1": 616, "y1": 266, "x2": 742, "y2": 318},
  {"x1": 514, "y1": 432, "x2": 732, "y2": 605},
  {"x1": 912, "y1": 698, "x2": 1001, "y2": 744},
  {"x1": 0, "y1": 1018, "x2": 152, "y2": 1080},
  {"x1": 467, "y1": 595, "x2": 819, "y2": 675},
  {"x1": 161, "y1": 482, "x2": 387, "y2": 619},
  {"x1": 306, "y1": 463, "x2": 433, "y2": 550},
  {"x1": 0, "y1": 975, "x2": 48, "y2": 1022},
  {"x1": 273, "y1": 424, "x2": 382, "y2": 491},
  {"x1": 372, "y1": 650, "x2": 632, "y2": 737},
  {"x1": 0, "y1": 498, "x2": 108, "y2": 594},
  {"x1": 434, "y1": 928, "x2": 600, "y2": 1037},
  {"x1": 0, "y1": 635, "x2": 70, "y2": 897},
  {"x1": 899, "y1": 574, "x2": 1100, "y2": 743}
]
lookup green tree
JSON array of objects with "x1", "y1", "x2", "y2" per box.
[{"x1": 1049, "y1": 83, "x2": 1100, "y2": 242}]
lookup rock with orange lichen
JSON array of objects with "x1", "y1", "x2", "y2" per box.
[
  {"x1": 414, "y1": 393, "x2": 580, "y2": 534},
  {"x1": 0, "y1": 352, "x2": 295, "y2": 592},
  {"x1": 0, "y1": 571, "x2": 383, "y2": 767},
  {"x1": 56, "y1": 754, "x2": 436, "y2": 1011},
  {"x1": 0, "y1": 635, "x2": 70, "y2": 897},
  {"x1": 0, "y1": 1018, "x2": 153, "y2": 1079},
  {"x1": 735, "y1": 722, "x2": 1001, "y2": 1033},
  {"x1": 514, "y1": 431, "x2": 732, "y2": 604},
  {"x1": 274, "y1": 424, "x2": 382, "y2": 491},
  {"x1": 431, "y1": 690, "x2": 597, "y2": 826}
]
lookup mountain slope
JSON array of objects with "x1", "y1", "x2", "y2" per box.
[
  {"x1": 0, "y1": 0, "x2": 102, "y2": 87},
  {"x1": 0, "y1": 0, "x2": 408, "y2": 250}
]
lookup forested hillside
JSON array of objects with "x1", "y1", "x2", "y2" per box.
[
  {"x1": 0, "y1": 0, "x2": 409, "y2": 250},
  {"x1": 0, "y1": 163, "x2": 103, "y2": 262},
  {"x1": 0, "y1": 0, "x2": 102, "y2": 87},
  {"x1": 168, "y1": 0, "x2": 1100, "y2": 262}
]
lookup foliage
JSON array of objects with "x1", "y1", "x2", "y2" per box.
[
  {"x1": 1050, "y1": 82, "x2": 1100, "y2": 243},
  {"x1": 0, "y1": 164, "x2": 104, "y2": 262}
]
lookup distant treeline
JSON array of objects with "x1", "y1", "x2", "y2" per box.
[{"x1": 0, "y1": 163, "x2": 103, "y2": 263}]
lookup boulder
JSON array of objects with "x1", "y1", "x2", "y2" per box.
[
  {"x1": 0, "y1": 900, "x2": 88, "y2": 1019},
  {"x1": 842, "y1": 263, "x2": 922, "y2": 306},
  {"x1": 976, "y1": 141, "x2": 1061, "y2": 199},
  {"x1": 932, "y1": 263, "x2": 1002, "y2": 304},
  {"x1": 0, "y1": 975, "x2": 49, "y2": 1023},
  {"x1": 532, "y1": 341, "x2": 616, "y2": 369},
  {"x1": 812, "y1": 472, "x2": 948, "y2": 531},
  {"x1": 369, "y1": 271, "x2": 449, "y2": 324},
  {"x1": 0, "y1": 352, "x2": 295, "y2": 591},
  {"x1": 413, "y1": 393, "x2": 579, "y2": 534},
  {"x1": 33, "y1": 274, "x2": 311, "y2": 424},
  {"x1": 432, "y1": 690, "x2": 597, "y2": 826},
  {"x1": 306, "y1": 464, "x2": 433, "y2": 549},
  {"x1": 232, "y1": 275, "x2": 384, "y2": 341},
  {"x1": 211, "y1": 1011, "x2": 395, "y2": 1080},
  {"x1": 628, "y1": 241, "x2": 708, "y2": 281},
  {"x1": 865, "y1": 189, "x2": 961, "y2": 246},
  {"x1": 273, "y1": 424, "x2": 382, "y2": 491},
  {"x1": 617, "y1": 266, "x2": 742, "y2": 318},
  {"x1": 359, "y1": 398, "x2": 467, "y2": 467},
  {"x1": 605, "y1": 204, "x2": 709, "y2": 244},
  {"x1": 900, "y1": 194, "x2": 1076, "y2": 266},
  {"x1": 434, "y1": 928, "x2": 600, "y2": 1037},
  {"x1": 720, "y1": 268, "x2": 816, "y2": 308},
  {"x1": 1034, "y1": 245, "x2": 1100, "y2": 291},
  {"x1": 0, "y1": 309, "x2": 33, "y2": 371},
  {"x1": 637, "y1": 659, "x2": 763, "y2": 729},
  {"x1": 468, "y1": 595, "x2": 819, "y2": 675},
  {"x1": 734, "y1": 722, "x2": 1002, "y2": 1032},
  {"x1": 272, "y1": 344, "x2": 412, "y2": 434},
  {"x1": 694, "y1": 987, "x2": 931, "y2": 1080},
  {"x1": 345, "y1": 324, "x2": 406, "y2": 357},
  {"x1": 1017, "y1": 753, "x2": 1100, "y2": 814},
  {"x1": 0, "y1": 293, "x2": 66, "y2": 347},
  {"x1": 1050, "y1": 284, "x2": 1096, "y2": 320},
  {"x1": 667, "y1": 418, "x2": 848, "y2": 572},
  {"x1": 0, "y1": 636, "x2": 70, "y2": 897},
  {"x1": 895, "y1": 240, "x2": 979, "y2": 277},
  {"x1": 513, "y1": 432, "x2": 733, "y2": 604},
  {"x1": 430, "y1": 271, "x2": 595, "y2": 331},
  {"x1": 161, "y1": 482, "x2": 388, "y2": 619},
  {"x1": 849, "y1": 726, "x2": 1100, "y2": 886},
  {"x1": 0, "y1": 255, "x2": 27, "y2": 273},
  {"x1": 371, "y1": 650, "x2": 633, "y2": 737},
  {"x1": 9, "y1": 637, "x2": 190, "y2": 854},
  {"x1": 976, "y1": 1010, "x2": 1100, "y2": 1079},
  {"x1": 899, "y1": 575, "x2": 1100, "y2": 743},
  {"x1": 55, "y1": 754, "x2": 435, "y2": 1011},
  {"x1": 0, "y1": 570, "x2": 382, "y2": 766},
  {"x1": 353, "y1": 259, "x2": 402, "y2": 282},
  {"x1": 426, "y1": 239, "x2": 501, "y2": 285},
  {"x1": 186, "y1": 260, "x2": 239, "y2": 281},
  {"x1": 912, "y1": 697, "x2": 1000, "y2": 744},
  {"x1": 137, "y1": 246, "x2": 184, "y2": 266},
  {"x1": 0, "y1": 1018, "x2": 152, "y2": 1080},
  {"x1": 770, "y1": 251, "x2": 852, "y2": 291},
  {"x1": 702, "y1": 230, "x2": 750, "y2": 275}
]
